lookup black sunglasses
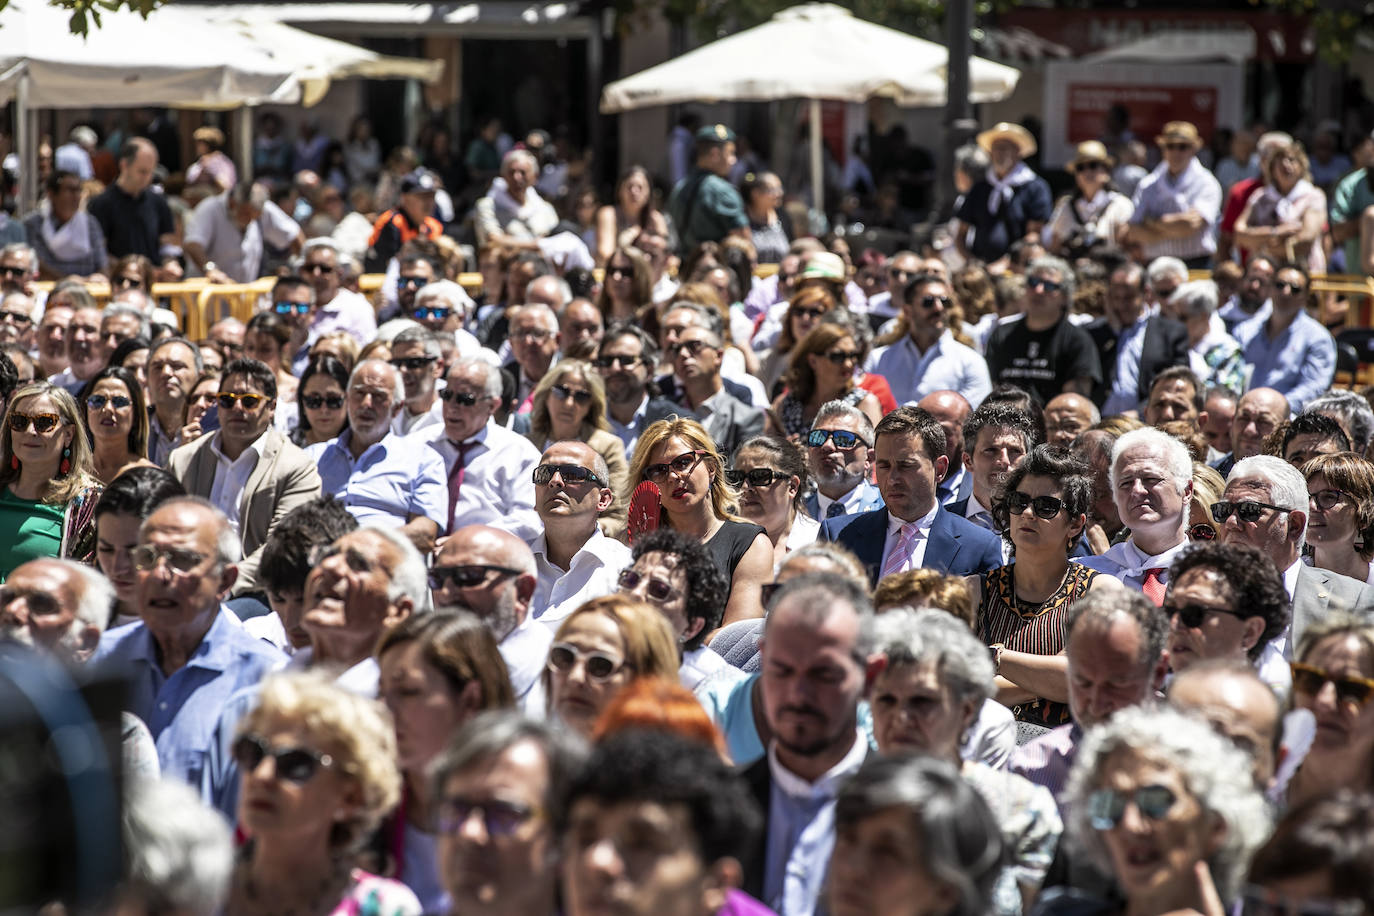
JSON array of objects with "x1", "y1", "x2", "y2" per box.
[
  {"x1": 302, "y1": 393, "x2": 345, "y2": 410},
  {"x1": 823, "y1": 349, "x2": 861, "y2": 365},
  {"x1": 551, "y1": 384, "x2": 592, "y2": 405},
  {"x1": 1275, "y1": 280, "x2": 1307, "y2": 295},
  {"x1": 668, "y1": 340, "x2": 714, "y2": 358},
  {"x1": 1087, "y1": 784, "x2": 1177, "y2": 830},
  {"x1": 1028, "y1": 277, "x2": 1063, "y2": 293},
  {"x1": 594, "y1": 354, "x2": 642, "y2": 370},
  {"x1": 607, "y1": 266, "x2": 633, "y2": 280},
  {"x1": 439, "y1": 389, "x2": 481, "y2": 406},
  {"x1": 303, "y1": 262, "x2": 336, "y2": 275},
  {"x1": 399, "y1": 276, "x2": 430, "y2": 289},
  {"x1": 918, "y1": 295, "x2": 951, "y2": 310},
  {"x1": 1211, "y1": 500, "x2": 1289, "y2": 524},
  {"x1": 1164, "y1": 601, "x2": 1244, "y2": 630},
  {"x1": 547, "y1": 642, "x2": 626, "y2": 681},
  {"x1": 87, "y1": 394, "x2": 132, "y2": 410},
  {"x1": 617, "y1": 567, "x2": 677, "y2": 603},
  {"x1": 390, "y1": 355, "x2": 438, "y2": 371},
  {"x1": 806, "y1": 428, "x2": 868, "y2": 449},
  {"x1": 791, "y1": 306, "x2": 827, "y2": 321},
  {"x1": 232, "y1": 734, "x2": 334, "y2": 784},
  {"x1": 1005, "y1": 492, "x2": 1064, "y2": 519},
  {"x1": 726, "y1": 467, "x2": 790, "y2": 488},
  {"x1": 428, "y1": 564, "x2": 523, "y2": 591},
  {"x1": 532, "y1": 464, "x2": 602, "y2": 486}
]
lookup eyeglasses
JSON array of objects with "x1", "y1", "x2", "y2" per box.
[
  {"x1": 0, "y1": 309, "x2": 32, "y2": 325},
  {"x1": 302, "y1": 393, "x2": 345, "y2": 410},
  {"x1": 918, "y1": 295, "x2": 951, "y2": 310},
  {"x1": 1164, "y1": 601, "x2": 1245, "y2": 630},
  {"x1": 823, "y1": 349, "x2": 861, "y2": 365},
  {"x1": 437, "y1": 797, "x2": 540, "y2": 837},
  {"x1": 1211, "y1": 500, "x2": 1289, "y2": 524},
  {"x1": 389, "y1": 355, "x2": 438, "y2": 371},
  {"x1": 1188, "y1": 523, "x2": 1217, "y2": 541},
  {"x1": 532, "y1": 463, "x2": 602, "y2": 486},
  {"x1": 617, "y1": 567, "x2": 678, "y2": 603},
  {"x1": 399, "y1": 276, "x2": 430, "y2": 289},
  {"x1": 428, "y1": 564, "x2": 523, "y2": 591},
  {"x1": 806, "y1": 428, "x2": 868, "y2": 450},
  {"x1": 668, "y1": 339, "x2": 714, "y2": 358},
  {"x1": 888, "y1": 268, "x2": 915, "y2": 282},
  {"x1": 130, "y1": 544, "x2": 207, "y2": 575},
  {"x1": 1276, "y1": 280, "x2": 1307, "y2": 295},
  {"x1": 547, "y1": 642, "x2": 628, "y2": 681},
  {"x1": 273, "y1": 301, "x2": 311, "y2": 315},
  {"x1": 216, "y1": 392, "x2": 266, "y2": 411},
  {"x1": 726, "y1": 467, "x2": 790, "y2": 488},
  {"x1": 412, "y1": 306, "x2": 452, "y2": 321},
  {"x1": 607, "y1": 266, "x2": 633, "y2": 280},
  {"x1": 593, "y1": 354, "x2": 642, "y2": 370},
  {"x1": 514, "y1": 327, "x2": 554, "y2": 341},
  {"x1": 440, "y1": 389, "x2": 481, "y2": 406},
  {"x1": 1310, "y1": 489, "x2": 1347, "y2": 511},
  {"x1": 791, "y1": 306, "x2": 827, "y2": 321},
  {"x1": 87, "y1": 394, "x2": 132, "y2": 410},
  {"x1": 302, "y1": 262, "x2": 336, "y2": 275},
  {"x1": 1087, "y1": 784, "x2": 1178, "y2": 830},
  {"x1": 7, "y1": 412, "x2": 60, "y2": 434},
  {"x1": 232, "y1": 734, "x2": 334, "y2": 784},
  {"x1": 1290, "y1": 661, "x2": 1374, "y2": 709},
  {"x1": 1005, "y1": 492, "x2": 1064, "y2": 519},
  {"x1": 643, "y1": 450, "x2": 706, "y2": 482},
  {"x1": 1240, "y1": 885, "x2": 1366, "y2": 916},
  {"x1": 550, "y1": 384, "x2": 592, "y2": 405},
  {"x1": 0, "y1": 266, "x2": 25, "y2": 280},
  {"x1": 1028, "y1": 277, "x2": 1063, "y2": 293}
]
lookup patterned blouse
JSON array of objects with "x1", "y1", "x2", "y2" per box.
[
  {"x1": 977, "y1": 562, "x2": 1098, "y2": 727},
  {"x1": 328, "y1": 870, "x2": 422, "y2": 916},
  {"x1": 964, "y1": 761, "x2": 1064, "y2": 916}
]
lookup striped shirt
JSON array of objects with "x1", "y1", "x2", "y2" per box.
[{"x1": 1129, "y1": 157, "x2": 1222, "y2": 261}]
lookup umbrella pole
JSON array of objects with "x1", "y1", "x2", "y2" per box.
[
  {"x1": 809, "y1": 98, "x2": 823, "y2": 224},
  {"x1": 16, "y1": 72, "x2": 34, "y2": 215},
  {"x1": 234, "y1": 107, "x2": 253, "y2": 183}
]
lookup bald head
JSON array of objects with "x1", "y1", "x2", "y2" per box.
[
  {"x1": 1231, "y1": 387, "x2": 1290, "y2": 460},
  {"x1": 433, "y1": 525, "x2": 536, "y2": 639},
  {"x1": 525, "y1": 275, "x2": 568, "y2": 311},
  {"x1": 1168, "y1": 661, "x2": 1282, "y2": 789},
  {"x1": 439, "y1": 525, "x2": 536, "y2": 575},
  {"x1": 1045, "y1": 393, "x2": 1100, "y2": 446},
  {"x1": 917, "y1": 390, "x2": 971, "y2": 471}
]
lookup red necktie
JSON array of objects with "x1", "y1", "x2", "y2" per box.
[
  {"x1": 446, "y1": 440, "x2": 475, "y2": 533},
  {"x1": 1141, "y1": 567, "x2": 1167, "y2": 607}
]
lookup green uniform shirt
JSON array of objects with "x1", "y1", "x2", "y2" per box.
[
  {"x1": 1329, "y1": 167, "x2": 1374, "y2": 269},
  {"x1": 668, "y1": 168, "x2": 748, "y2": 252}
]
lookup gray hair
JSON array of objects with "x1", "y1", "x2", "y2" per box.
[
  {"x1": 765, "y1": 572, "x2": 876, "y2": 664},
  {"x1": 813, "y1": 399, "x2": 875, "y2": 445},
  {"x1": 662, "y1": 301, "x2": 724, "y2": 338},
  {"x1": 0, "y1": 242, "x2": 36, "y2": 275},
  {"x1": 1065, "y1": 584, "x2": 1169, "y2": 669},
  {"x1": 123, "y1": 778, "x2": 234, "y2": 916},
  {"x1": 414, "y1": 279, "x2": 475, "y2": 320},
  {"x1": 510, "y1": 302, "x2": 559, "y2": 333},
  {"x1": 361, "y1": 525, "x2": 430, "y2": 612},
  {"x1": 0, "y1": 292, "x2": 32, "y2": 318},
  {"x1": 448, "y1": 355, "x2": 503, "y2": 399},
  {"x1": 1169, "y1": 280, "x2": 1219, "y2": 319},
  {"x1": 142, "y1": 497, "x2": 241, "y2": 566},
  {"x1": 428, "y1": 710, "x2": 586, "y2": 817},
  {"x1": 1229, "y1": 455, "x2": 1309, "y2": 548},
  {"x1": 1307, "y1": 390, "x2": 1374, "y2": 453},
  {"x1": 953, "y1": 143, "x2": 990, "y2": 178},
  {"x1": 1063, "y1": 706, "x2": 1273, "y2": 901},
  {"x1": 835, "y1": 756, "x2": 1003, "y2": 916},
  {"x1": 1147, "y1": 256, "x2": 1189, "y2": 286},
  {"x1": 1027, "y1": 255, "x2": 1075, "y2": 304},
  {"x1": 68, "y1": 560, "x2": 117, "y2": 634},
  {"x1": 348, "y1": 358, "x2": 405, "y2": 404},
  {"x1": 102, "y1": 303, "x2": 152, "y2": 338},
  {"x1": 502, "y1": 148, "x2": 538, "y2": 173},
  {"x1": 392, "y1": 325, "x2": 442, "y2": 359},
  {"x1": 871, "y1": 607, "x2": 994, "y2": 705},
  {"x1": 228, "y1": 181, "x2": 270, "y2": 209},
  {"x1": 149, "y1": 337, "x2": 205, "y2": 375},
  {"x1": 1110, "y1": 426, "x2": 1193, "y2": 495}
]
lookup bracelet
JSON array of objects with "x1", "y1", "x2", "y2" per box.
[{"x1": 990, "y1": 642, "x2": 1005, "y2": 676}]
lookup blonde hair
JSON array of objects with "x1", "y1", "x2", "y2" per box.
[
  {"x1": 528, "y1": 359, "x2": 611, "y2": 444},
  {"x1": 0, "y1": 382, "x2": 97, "y2": 505},
  {"x1": 872, "y1": 569, "x2": 976, "y2": 631},
  {"x1": 237, "y1": 671, "x2": 400, "y2": 851},
  {"x1": 310, "y1": 331, "x2": 361, "y2": 374},
  {"x1": 625, "y1": 417, "x2": 745, "y2": 524},
  {"x1": 1190, "y1": 462, "x2": 1226, "y2": 529},
  {"x1": 544, "y1": 595, "x2": 683, "y2": 714}
]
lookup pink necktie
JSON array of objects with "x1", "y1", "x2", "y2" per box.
[
  {"x1": 881, "y1": 523, "x2": 918, "y2": 580},
  {"x1": 1141, "y1": 567, "x2": 1167, "y2": 607}
]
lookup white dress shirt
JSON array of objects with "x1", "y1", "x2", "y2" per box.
[
  {"x1": 529, "y1": 528, "x2": 632, "y2": 630},
  {"x1": 207, "y1": 432, "x2": 264, "y2": 537},
  {"x1": 880, "y1": 500, "x2": 940, "y2": 574},
  {"x1": 500, "y1": 619, "x2": 552, "y2": 716},
  {"x1": 391, "y1": 398, "x2": 444, "y2": 438},
  {"x1": 428, "y1": 419, "x2": 542, "y2": 541},
  {"x1": 1077, "y1": 534, "x2": 1190, "y2": 591}
]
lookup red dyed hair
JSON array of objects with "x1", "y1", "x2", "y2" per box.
[{"x1": 591, "y1": 677, "x2": 729, "y2": 760}]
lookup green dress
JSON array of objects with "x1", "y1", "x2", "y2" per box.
[{"x1": 0, "y1": 488, "x2": 64, "y2": 581}]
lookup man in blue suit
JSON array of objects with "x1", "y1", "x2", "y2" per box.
[
  {"x1": 803, "y1": 400, "x2": 885, "y2": 520},
  {"x1": 819, "y1": 405, "x2": 1004, "y2": 587}
]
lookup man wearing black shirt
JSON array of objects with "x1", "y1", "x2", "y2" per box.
[
  {"x1": 985, "y1": 255, "x2": 1101, "y2": 405},
  {"x1": 87, "y1": 138, "x2": 182, "y2": 282}
]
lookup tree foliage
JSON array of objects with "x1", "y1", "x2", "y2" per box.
[
  {"x1": 1252, "y1": 0, "x2": 1371, "y2": 63},
  {"x1": 614, "y1": 0, "x2": 1004, "y2": 41},
  {"x1": 0, "y1": 0, "x2": 162, "y2": 37}
]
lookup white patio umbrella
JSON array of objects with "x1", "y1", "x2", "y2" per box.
[{"x1": 600, "y1": 2, "x2": 1021, "y2": 212}]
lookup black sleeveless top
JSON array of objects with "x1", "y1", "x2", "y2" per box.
[{"x1": 705, "y1": 519, "x2": 765, "y2": 602}]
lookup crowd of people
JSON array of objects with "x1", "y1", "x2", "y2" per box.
[{"x1": 6, "y1": 109, "x2": 1374, "y2": 916}]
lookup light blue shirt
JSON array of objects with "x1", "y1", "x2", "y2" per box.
[
  {"x1": 1102, "y1": 309, "x2": 1153, "y2": 416},
  {"x1": 1128, "y1": 157, "x2": 1222, "y2": 261},
  {"x1": 865, "y1": 332, "x2": 992, "y2": 409},
  {"x1": 92, "y1": 608, "x2": 285, "y2": 794},
  {"x1": 307, "y1": 430, "x2": 448, "y2": 529},
  {"x1": 1235, "y1": 309, "x2": 1336, "y2": 413},
  {"x1": 698, "y1": 672, "x2": 765, "y2": 765},
  {"x1": 763, "y1": 733, "x2": 869, "y2": 916}
]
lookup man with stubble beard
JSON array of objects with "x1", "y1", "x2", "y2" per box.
[{"x1": 594, "y1": 323, "x2": 689, "y2": 462}]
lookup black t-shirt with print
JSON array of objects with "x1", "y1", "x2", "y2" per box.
[{"x1": 985, "y1": 316, "x2": 1102, "y2": 406}]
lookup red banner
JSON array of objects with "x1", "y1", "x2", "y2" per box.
[{"x1": 1067, "y1": 83, "x2": 1220, "y2": 145}]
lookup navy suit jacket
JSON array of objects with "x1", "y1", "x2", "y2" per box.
[{"x1": 818, "y1": 506, "x2": 1004, "y2": 587}]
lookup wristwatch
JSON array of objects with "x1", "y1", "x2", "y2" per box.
[
  {"x1": 204, "y1": 260, "x2": 218, "y2": 274},
  {"x1": 989, "y1": 643, "x2": 1005, "y2": 675}
]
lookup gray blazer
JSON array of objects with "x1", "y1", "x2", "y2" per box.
[
  {"x1": 700, "y1": 391, "x2": 765, "y2": 459},
  {"x1": 1291, "y1": 562, "x2": 1374, "y2": 650}
]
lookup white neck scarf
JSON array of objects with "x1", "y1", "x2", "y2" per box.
[
  {"x1": 1266, "y1": 178, "x2": 1315, "y2": 224},
  {"x1": 986, "y1": 162, "x2": 1036, "y2": 214},
  {"x1": 40, "y1": 200, "x2": 92, "y2": 262}
]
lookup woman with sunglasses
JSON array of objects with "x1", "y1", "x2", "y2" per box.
[
  {"x1": 1044, "y1": 706, "x2": 1271, "y2": 916},
  {"x1": 1044, "y1": 141, "x2": 1134, "y2": 258},
  {"x1": 0, "y1": 381, "x2": 102, "y2": 579},
  {"x1": 245, "y1": 310, "x2": 299, "y2": 407},
  {"x1": 292, "y1": 355, "x2": 352, "y2": 448},
  {"x1": 593, "y1": 246, "x2": 653, "y2": 325},
  {"x1": 757, "y1": 286, "x2": 841, "y2": 397},
  {"x1": 628, "y1": 418, "x2": 774, "y2": 624},
  {"x1": 1302, "y1": 452, "x2": 1374, "y2": 584},
  {"x1": 525, "y1": 359, "x2": 629, "y2": 538},
  {"x1": 1286, "y1": 616, "x2": 1374, "y2": 810},
  {"x1": 544, "y1": 594, "x2": 680, "y2": 738},
  {"x1": 1187, "y1": 463, "x2": 1226, "y2": 544},
  {"x1": 79, "y1": 366, "x2": 154, "y2": 485},
  {"x1": 310, "y1": 331, "x2": 361, "y2": 375},
  {"x1": 226, "y1": 671, "x2": 422, "y2": 916},
  {"x1": 768, "y1": 321, "x2": 883, "y2": 443},
  {"x1": 109, "y1": 253, "x2": 154, "y2": 294},
  {"x1": 968, "y1": 445, "x2": 1103, "y2": 733},
  {"x1": 732, "y1": 436, "x2": 818, "y2": 572},
  {"x1": 376, "y1": 612, "x2": 515, "y2": 913}
]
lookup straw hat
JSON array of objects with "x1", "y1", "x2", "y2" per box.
[
  {"x1": 1067, "y1": 140, "x2": 1115, "y2": 174},
  {"x1": 1156, "y1": 121, "x2": 1203, "y2": 150},
  {"x1": 976, "y1": 122, "x2": 1037, "y2": 158}
]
